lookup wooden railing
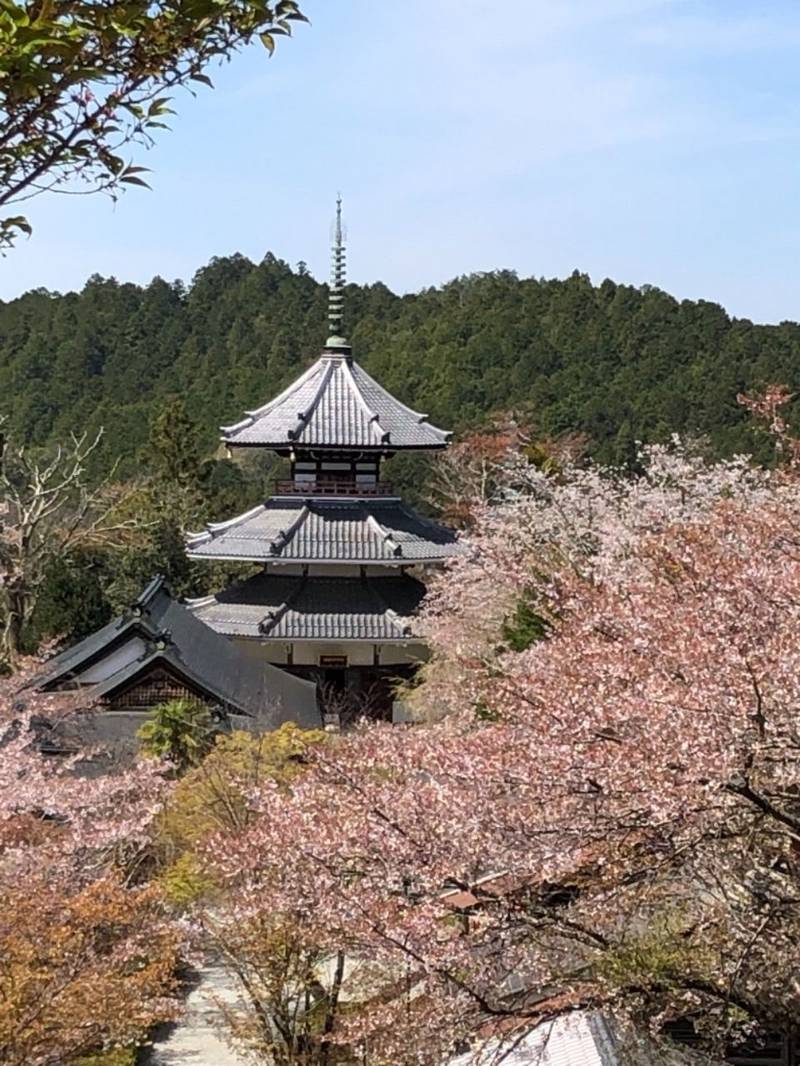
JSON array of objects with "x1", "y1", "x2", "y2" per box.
[{"x1": 274, "y1": 480, "x2": 395, "y2": 497}]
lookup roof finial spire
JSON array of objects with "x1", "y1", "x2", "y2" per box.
[{"x1": 326, "y1": 193, "x2": 349, "y2": 350}]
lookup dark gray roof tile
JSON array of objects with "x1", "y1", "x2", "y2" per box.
[
  {"x1": 36, "y1": 578, "x2": 320, "y2": 729},
  {"x1": 189, "y1": 573, "x2": 427, "y2": 642},
  {"x1": 221, "y1": 350, "x2": 449, "y2": 450},
  {"x1": 187, "y1": 498, "x2": 460, "y2": 563}
]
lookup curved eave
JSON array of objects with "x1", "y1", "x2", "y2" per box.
[
  {"x1": 185, "y1": 497, "x2": 462, "y2": 565},
  {"x1": 269, "y1": 493, "x2": 402, "y2": 502},
  {"x1": 218, "y1": 346, "x2": 452, "y2": 450},
  {"x1": 220, "y1": 437, "x2": 451, "y2": 452},
  {"x1": 205, "y1": 632, "x2": 424, "y2": 645},
  {"x1": 185, "y1": 550, "x2": 451, "y2": 565}
]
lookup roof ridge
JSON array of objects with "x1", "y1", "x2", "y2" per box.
[
  {"x1": 187, "y1": 503, "x2": 268, "y2": 544},
  {"x1": 340, "y1": 355, "x2": 390, "y2": 445},
  {"x1": 34, "y1": 612, "x2": 144, "y2": 689},
  {"x1": 288, "y1": 357, "x2": 337, "y2": 442},
  {"x1": 368, "y1": 578, "x2": 413, "y2": 638},
  {"x1": 221, "y1": 358, "x2": 324, "y2": 435},
  {"x1": 365, "y1": 511, "x2": 402, "y2": 558},
  {"x1": 131, "y1": 574, "x2": 166, "y2": 609},
  {"x1": 350, "y1": 360, "x2": 450, "y2": 437},
  {"x1": 185, "y1": 594, "x2": 217, "y2": 609},
  {"x1": 258, "y1": 574, "x2": 305, "y2": 635},
  {"x1": 270, "y1": 503, "x2": 310, "y2": 555}
]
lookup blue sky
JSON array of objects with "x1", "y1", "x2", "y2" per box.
[{"x1": 4, "y1": 0, "x2": 800, "y2": 322}]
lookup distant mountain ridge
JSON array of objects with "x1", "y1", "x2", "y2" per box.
[{"x1": 2, "y1": 251, "x2": 798, "y2": 471}]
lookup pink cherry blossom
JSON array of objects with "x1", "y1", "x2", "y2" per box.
[{"x1": 203, "y1": 443, "x2": 800, "y2": 1062}]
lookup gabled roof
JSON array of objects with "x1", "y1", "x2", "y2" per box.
[
  {"x1": 188, "y1": 573, "x2": 427, "y2": 642},
  {"x1": 186, "y1": 498, "x2": 460, "y2": 564},
  {"x1": 221, "y1": 346, "x2": 450, "y2": 451},
  {"x1": 35, "y1": 577, "x2": 320, "y2": 729}
]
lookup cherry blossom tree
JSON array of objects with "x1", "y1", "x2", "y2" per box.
[
  {"x1": 0, "y1": 672, "x2": 181, "y2": 1065},
  {"x1": 162, "y1": 725, "x2": 345, "y2": 1065},
  {"x1": 738, "y1": 384, "x2": 800, "y2": 465},
  {"x1": 415, "y1": 438, "x2": 773, "y2": 719},
  {"x1": 424, "y1": 421, "x2": 585, "y2": 530},
  {"x1": 201, "y1": 442, "x2": 800, "y2": 1064},
  {"x1": 425, "y1": 428, "x2": 521, "y2": 529}
]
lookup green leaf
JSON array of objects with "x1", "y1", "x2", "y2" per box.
[
  {"x1": 2, "y1": 215, "x2": 32, "y2": 235},
  {"x1": 277, "y1": 0, "x2": 309, "y2": 23},
  {"x1": 147, "y1": 96, "x2": 174, "y2": 116},
  {"x1": 0, "y1": 0, "x2": 308, "y2": 246},
  {"x1": 120, "y1": 174, "x2": 151, "y2": 188},
  {"x1": 120, "y1": 101, "x2": 145, "y2": 119},
  {"x1": 0, "y1": 0, "x2": 29, "y2": 27}
]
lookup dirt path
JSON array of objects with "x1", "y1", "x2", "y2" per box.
[{"x1": 145, "y1": 962, "x2": 252, "y2": 1065}]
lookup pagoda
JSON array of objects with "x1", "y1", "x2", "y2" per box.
[{"x1": 186, "y1": 200, "x2": 459, "y2": 719}]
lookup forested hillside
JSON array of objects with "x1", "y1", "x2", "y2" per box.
[{"x1": 3, "y1": 252, "x2": 800, "y2": 471}]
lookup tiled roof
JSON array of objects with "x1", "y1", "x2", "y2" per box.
[
  {"x1": 221, "y1": 347, "x2": 450, "y2": 450},
  {"x1": 448, "y1": 1013, "x2": 672, "y2": 1066},
  {"x1": 188, "y1": 573, "x2": 427, "y2": 642},
  {"x1": 186, "y1": 498, "x2": 460, "y2": 563},
  {"x1": 35, "y1": 577, "x2": 320, "y2": 728}
]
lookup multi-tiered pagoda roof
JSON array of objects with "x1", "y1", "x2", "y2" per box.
[
  {"x1": 221, "y1": 344, "x2": 449, "y2": 451},
  {"x1": 190, "y1": 573, "x2": 426, "y2": 642},
  {"x1": 187, "y1": 200, "x2": 458, "y2": 715},
  {"x1": 187, "y1": 498, "x2": 459, "y2": 563}
]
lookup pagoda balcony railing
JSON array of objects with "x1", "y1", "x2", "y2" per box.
[{"x1": 274, "y1": 480, "x2": 395, "y2": 497}]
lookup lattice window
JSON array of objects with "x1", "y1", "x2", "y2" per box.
[{"x1": 107, "y1": 668, "x2": 202, "y2": 711}]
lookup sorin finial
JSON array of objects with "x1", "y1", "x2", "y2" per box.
[{"x1": 327, "y1": 194, "x2": 348, "y2": 348}]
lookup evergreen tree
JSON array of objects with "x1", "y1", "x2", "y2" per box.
[
  {"x1": 7, "y1": 255, "x2": 800, "y2": 651},
  {"x1": 4, "y1": 256, "x2": 795, "y2": 474}
]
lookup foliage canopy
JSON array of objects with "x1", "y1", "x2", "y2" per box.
[
  {"x1": 2, "y1": 259, "x2": 799, "y2": 482},
  {"x1": 0, "y1": 0, "x2": 306, "y2": 247},
  {"x1": 137, "y1": 696, "x2": 218, "y2": 771}
]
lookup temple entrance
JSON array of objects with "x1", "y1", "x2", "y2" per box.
[
  {"x1": 319, "y1": 655, "x2": 349, "y2": 726},
  {"x1": 310, "y1": 663, "x2": 417, "y2": 727},
  {"x1": 322, "y1": 667, "x2": 346, "y2": 694}
]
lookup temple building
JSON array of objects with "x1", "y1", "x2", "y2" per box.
[
  {"x1": 33, "y1": 576, "x2": 320, "y2": 751},
  {"x1": 186, "y1": 200, "x2": 460, "y2": 718}
]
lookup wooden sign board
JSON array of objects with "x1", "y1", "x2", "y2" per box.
[{"x1": 319, "y1": 655, "x2": 348, "y2": 668}]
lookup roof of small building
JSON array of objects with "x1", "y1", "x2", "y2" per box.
[
  {"x1": 449, "y1": 1013, "x2": 621, "y2": 1066},
  {"x1": 221, "y1": 346, "x2": 450, "y2": 451},
  {"x1": 35, "y1": 577, "x2": 320, "y2": 728},
  {"x1": 448, "y1": 1012, "x2": 691, "y2": 1066},
  {"x1": 188, "y1": 572, "x2": 427, "y2": 642},
  {"x1": 186, "y1": 497, "x2": 460, "y2": 564}
]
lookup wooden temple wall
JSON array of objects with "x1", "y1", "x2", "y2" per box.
[{"x1": 233, "y1": 638, "x2": 427, "y2": 668}]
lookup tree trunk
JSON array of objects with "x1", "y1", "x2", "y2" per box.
[
  {"x1": 1, "y1": 585, "x2": 31, "y2": 667},
  {"x1": 319, "y1": 951, "x2": 346, "y2": 1066}
]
